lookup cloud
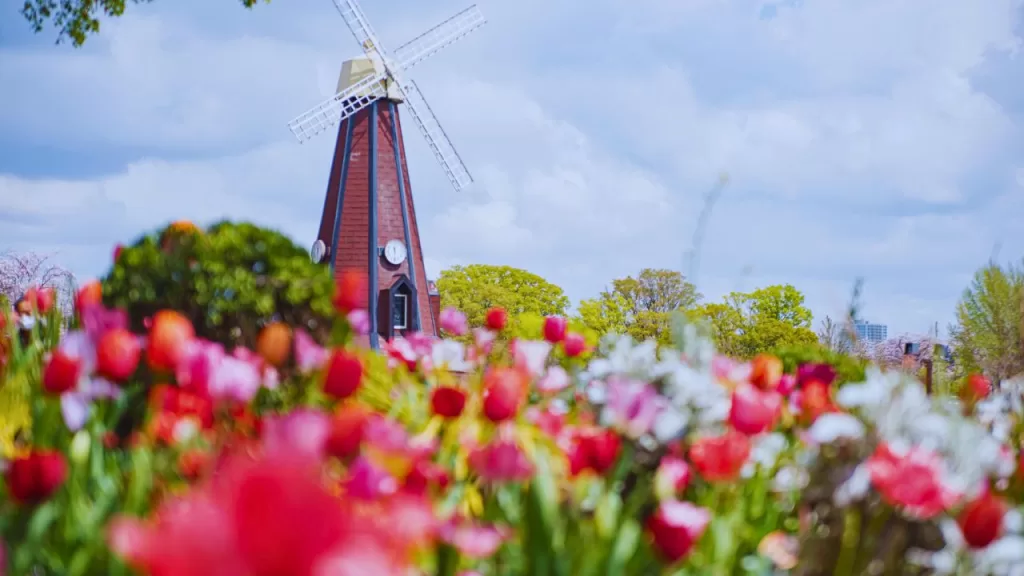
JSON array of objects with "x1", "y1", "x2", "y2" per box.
[{"x1": 2, "y1": 0, "x2": 1023, "y2": 338}]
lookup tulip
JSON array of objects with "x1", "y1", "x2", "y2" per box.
[
  {"x1": 965, "y1": 373, "x2": 991, "y2": 401},
  {"x1": 5, "y1": 450, "x2": 68, "y2": 504},
  {"x1": 439, "y1": 307, "x2": 469, "y2": 336},
  {"x1": 482, "y1": 368, "x2": 526, "y2": 422},
  {"x1": 294, "y1": 329, "x2": 329, "y2": 374},
  {"x1": 729, "y1": 383, "x2": 781, "y2": 435},
  {"x1": 147, "y1": 310, "x2": 195, "y2": 372},
  {"x1": 96, "y1": 328, "x2": 142, "y2": 383},
  {"x1": 468, "y1": 439, "x2": 534, "y2": 483},
  {"x1": 484, "y1": 307, "x2": 507, "y2": 331},
  {"x1": 42, "y1": 349, "x2": 82, "y2": 395},
  {"x1": 404, "y1": 460, "x2": 451, "y2": 495},
  {"x1": 543, "y1": 315, "x2": 568, "y2": 343},
  {"x1": 323, "y1": 349, "x2": 364, "y2": 400},
  {"x1": 567, "y1": 427, "x2": 621, "y2": 476},
  {"x1": 439, "y1": 518, "x2": 509, "y2": 559},
  {"x1": 256, "y1": 322, "x2": 292, "y2": 367},
  {"x1": 325, "y1": 404, "x2": 370, "y2": 460},
  {"x1": 689, "y1": 431, "x2": 751, "y2": 482},
  {"x1": 647, "y1": 500, "x2": 711, "y2": 562},
  {"x1": 563, "y1": 332, "x2": 586, "y2": 357},
  {"x1": 333, "y1": 269, "x2": 368, "y2": 313},
  {"x1": 749, "y1": 354, "x2": 783, "y2": 391},
  {"x1": 654, "y1": 456, "x2": 692, "y2": 501},
  {"x1": 75, "y1": 280, "x2": 103, "y2": 312},
  {"x1": 605, "y1": 377, "x2": 664, "y2": 439},
  {"x1": 23, "y1": 286, "x2": 55, "y2": 315},
  {"x1": 347, "y1": 309, "x2": 371, "y2": 336},
  {"x1": 798, "y1": 380, "x2": 837, "y2": 424},
  {"x1": 796, "y1": 363, "x2": 836, "y2": 388},
  {"x1": 430, "y1": 386, "x2": 467, "y2": 419},
  {"x1": 958, "y1": 490, "x2": 1007, "y2": 548}
]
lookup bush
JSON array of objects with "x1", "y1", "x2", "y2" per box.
[
  {"x1": 103, "y1": 221, "x2": 335, "y2": 349},
  {"x1": 774, "y1": 342, "x2": 868, "y2": 384}
]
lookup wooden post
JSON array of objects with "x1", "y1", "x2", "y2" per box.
[{"x1": 924, "y1": 359, "x2": 933, "y2": 395}]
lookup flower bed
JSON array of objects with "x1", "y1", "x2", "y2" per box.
[{"x1": 2, "y1": 242, "x2": 1024, "y2": 575}]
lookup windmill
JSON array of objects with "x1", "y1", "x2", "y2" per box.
[{"x1": 290, "y1": 0, "x2": 485, "y2": 349}]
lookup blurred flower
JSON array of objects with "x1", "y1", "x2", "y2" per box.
[
  {"x1": 325, "y1": 404, "x2": 371, "y2": 460},
  {"x1": 294, "y1": 329, "x2": 329, "y2": 374},
  {"x1": 334, "y1": 270, "x2": 368, "y2": 314},
  {"x1": 689, "y1": 431, "x2": 750, "y2": 483},
  {"x1": 543, "y1": 316, "x2": 568, "y2": 344},
  {"x1": 96, "y1": 327, "x2": 141, "y2": 383},
  {"x1": 749, "y1": 354, "x2": 783, "y2": 391},
  {"x1": 806, "y1": 412, "x2": 865, "y2": 444},
  {"x1": 42, "y1": 349, "x2": 82, "y2": 395},
  {"x1": 484, "y1": 307, "x2": 507, "y2": 331},
  {"x1": 563, "y1": 332, "x2": 586, "y2": 357},
  {"x1": 347, "y1": 310, "x2": 371, "y2": 336},
  {"x1": 323, "y1": 349, "x2": 364, "y2": 400},
  {"x1": 362, "y1": 416, "x2": 434, "y2": 479},
  {"x1": 537, "y1": 366, "x2": 570, "y2": 394},
  {"x1": 431, "y1": 386, "x2": 467, "y2": 419},
  {"x1": 603, "y1": 377, "x2": 664, "y2": 439},
  {"x1": 868, "y1": 442, "x2": 962, "y2": 519},
  {"x1": 512, "y1": 340, "x2": 551, "y2": 377},
  {"x1": 256, "y1": 322, "x2": 292, "y2": 367},
  {"x1": 654, "y1": 456, "x2": 692, "y2": 501},
  {"x1": 432, "y1": 339, "x2": 471, "y2": 372},
  {"x1": 439, "y1": 307, "x2": 468, "y2": 336},
  {"x1": 468, "y1": 439, "x2": 533, "y2": 483},
  {"x1": 74, "y1": 280, "x2": 103, "y2": 312},
  {"x1": 262, "y1": 409, "x2": 331, "y2": 459},
  {"x1": 5, "y1": 450, "x2": 68, "y2": 504},
  {"x1": 439, "y1": 518, "x2": 509, "y2": 559},
  {"x1": 797, "y1": 363, "x2": 837, "y2": 388},
  {"x1": 647, "y1": 500, "x2": 711, "y2": 563},
  {"x1": 147, "y1": 310, "x2": 196, "y2": 373},
  {"x1": 344, "y1": 457, "x2": 399, "y2": 500},
  {"x1": 566, "y1": 427, "x2": 620, "y2": 477},
  {"x1": 728, "y1": 383, "x2": 780, "y2": 436},
  {"x1": 958, "y1": 490, "x2": 1007, "y2": 549},
  {"x1": 482, "y1": 368, "x2": 528, "y2": 423}
]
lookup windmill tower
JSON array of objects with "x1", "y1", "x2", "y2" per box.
[{"x1": 289, "y1": 1, "x2": 485, "y2": 349}]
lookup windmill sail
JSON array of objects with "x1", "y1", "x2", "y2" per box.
[
  {"x1": 393, "y1": 5, "x2": 486, "y2": 71},
  {"x1": 394, "y1": 80, "x2": 473, "y2": 191}
]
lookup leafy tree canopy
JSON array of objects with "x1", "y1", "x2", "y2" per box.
[
  {"x1": 949, "y1": 260, "x2": 1024, "y2": 382},
  {"x1": 436, "y1": 265, "x2": 570, "y2": 329},
  {"x1": 577, "y1": 268, "x2": 700, "y2": 346},
  {"x1": 691, "y1": 284, "x2": 818, "y2": 358},
  {"x1": 22, "y1": 0, "x2": 264, "y2": 47}
]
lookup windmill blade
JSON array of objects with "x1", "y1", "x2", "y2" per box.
[
  {"x1": 330, "y1": 0, "x2": 390, "y2": 56},
  {"x1": 394, "y1": 79, "x2": 473, "y2": 191},
  {"x1": 288, "y1": 72, "x2": 388, "y2": 143},
  {"x1": 392, "y1": 5, "x2": 486, "y2": 72}
]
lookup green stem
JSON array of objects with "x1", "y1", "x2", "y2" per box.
[{"x1": 833, "y1": 506, "x2": 861, "y2": 576}]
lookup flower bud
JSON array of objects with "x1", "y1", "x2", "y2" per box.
[
  {"x1": 70, "y1": 430, "x2": 91, "y2": 465},
  {"x1": 542, "y1": 316, "x2": 567, "y2": 343},
  {"x1": 647, "y1": 500, "x2": 711, "y2": 562},
  {"x1": 484, "y1": 307, "x2": 508, "y2": 331},
  {"x1": 323, "y1": 349, "x2": 364, "y2": 400}
]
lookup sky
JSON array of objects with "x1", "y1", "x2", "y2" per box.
[{"x1": 1, "y1": 0, "x2": 1023, "y2": 338}]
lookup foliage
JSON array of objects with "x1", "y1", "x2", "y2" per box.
[
  {"x1": 436, "y1": 264, "x2": 570, "y2": 329},
  {"x1": 21, "y1": 0, "x2": 266, "y2": 47},
  {"x1": 949, "y1": 261, "x2": 1024, "y2": 382},
  {"x1": 102, "y1": 220, "x2": 335, "y2": 350},
  {"x1": 577, "y1": 268, "x2": 700, "y2": 346},
  {"x1": 691, "y1": 284, "x2": 819, "y2": 358},
  {"x1": 773, "y1": 343, "x2": 868, "y2": 385}
]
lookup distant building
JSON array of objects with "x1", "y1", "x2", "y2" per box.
[{"x1": 854, "y1": 321, "x2": 888, "y2": 343}]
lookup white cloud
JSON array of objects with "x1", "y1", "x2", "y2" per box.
[{"x1": 1, "y1": 0, "x2": 1023, "y2": 338}]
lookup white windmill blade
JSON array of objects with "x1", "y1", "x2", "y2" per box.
[
  {"x1": 288, "y1": 72, "x2": 389, "y2": 143},
  {"x1": 392, "y1": 5, "x2": 486, "y2": 72},
  {"x1": 394, "y1": 79, "x2": 473, "y2": 191},
  {"x1": 330, "y1": 0, "x2": 390, "y2": 56}
]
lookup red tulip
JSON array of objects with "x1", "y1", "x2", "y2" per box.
[
  {"x1": 404, "y1": 461, "x2": 451, "y2": 496},
  {"x1": 729, "y1": 383, "x2": 781, "y2": 436},
  {"x1": 75, "y1": 280, "x2": 103, "y2": 312},
  {"x1": 647, "y1": 500, "x2": 711, "y2": 562},
  {"x1": 333, "y1": 269, "x2": 368, "y2": 314},
  {"x1": 325, "y1": 404, "x2": 370, "y2": 460},
  {"x1": 689, "y1": 431, "x2": 751, "y2": 482},
  {"x1": 468, "y1": 439, "x2": 534, "y2": 483},
  {"x1": 323, "y1": 349, "x2": 364, "y2": 400},
  {"x1": 484, "y1": 307, "x2": 507, "y2": 331},
  {"x1": 798, "y1": 380, "x2": 837, "y2": 424},
  {"x1": 5, "y1": 450, "x2": 68, "y2": 504},
  {"x1": 966, "y1": 374, "x2": 991, "y2": 401},
  {"x1": 42, "y1": 349, "x2": 81, "y2": 395},
  {"x1": 431, "y1": 386, "x2": 467, "y2": 419},
  {"x1": 22, "y1": 286, "x2": 55, "y2": 315},
  {"x1": 97, "y1": 328, "x2": 141, "y2": 383},
  {"x1": 563, "y1": 332, "x2": 586, "y2": 357},
  {"x1": 147, "y1": 310, "x2": 195, "y2": 372},
  {"x1": 749, "y1": 354, "x2": 783, "y2": 391},
  {"x1": 543, "y1": 316, "x2": 567, "y2": 343},
  {"x1": 482, "y1": 368, "x2": 526, "y2": 422},
  {"x1": 957, "y1": 490, "x2": 1007, "y2": 548},
  {"x1": 567, "y1": 427, "x2": 621, "y2": 476}
]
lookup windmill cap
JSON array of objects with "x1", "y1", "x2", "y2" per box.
[{"x1": 337, "y1": 56, "x2": 404, "y2": 102}]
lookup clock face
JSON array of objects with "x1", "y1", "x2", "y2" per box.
[
  {"x1": 310, "y1": 240, "x2": 326, "y2": 264},
  {"x1": 383, "y1": 239, "x2": 407, "y2": 266}
]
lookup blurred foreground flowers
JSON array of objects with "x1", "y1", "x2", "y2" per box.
[{"x1": 2, "y1": 226, "x2": 1024, "y2": 575}]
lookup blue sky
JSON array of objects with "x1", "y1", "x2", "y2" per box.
[{"x1": 1, "y1": 0, "x2": 1023, "y2": 337}]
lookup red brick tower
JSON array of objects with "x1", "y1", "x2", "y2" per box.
[
  {"x1": 314, "y1": 97, "x2": 436, "y2": 347},
  {"x1": 286, "y1": 2, "x2": 485, "y2": 349}
]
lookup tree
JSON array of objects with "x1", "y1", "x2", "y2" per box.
[
  {"x1": 436, "y1": 265, "x2": 570, "y2": 329},
  {"x1": 103, "y1": 221, "x2": 336, "y2": 350},
  {"x1": 816, "y1": 315, "x2": 853, "y2": 353},
  {"x1": 949, "y1": 261, "x2": 1024, "y2": 382},
  {"x1": 0, "y1": 251, "x2": 76, "y2": 315},
  {"x1": 691, "y1": 284, "x2": 818, "y2": 358},
  {"x1": 577, "y1": 269, "x2": 700, "y2": 345},
  {"x1": 22, "y1": 0, "x2": 264, "y2": 47}
]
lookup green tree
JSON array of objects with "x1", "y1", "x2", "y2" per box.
[
  {"x1": 22, "y1": 0, "x2": 264, "y2": 47},
  {"x1": 949, "y1": 261, "x2": 1024, "y2": 382},
  {"x1": 103, "y1": 221, "x2": 335, "y2": 350},
  {"x1": 577, "y1": 268, "x2": 701, "y2": 345},
  {"x1": 691, "y1": 284, "x2": 818, "y2": 358},
  {"x1": 436, "y1": 265, "x2": 570, "y2": 329}
]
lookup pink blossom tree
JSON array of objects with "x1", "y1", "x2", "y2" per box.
[{"x1": 0, "y1": 251, "x2": 76, "y2": 315}]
